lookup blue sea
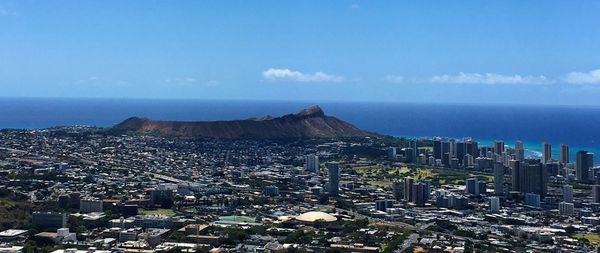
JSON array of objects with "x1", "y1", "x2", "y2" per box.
[{"x1": 1, "y1": 97, "x2": 599, "y2": 162}]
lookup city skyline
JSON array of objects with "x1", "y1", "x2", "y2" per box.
[
  {"x1": 1, "y1": 1, "x2": 600, "y2": 252},
  {"x1": 1, "y1": 1, "x2": 600, "y2": 105}
]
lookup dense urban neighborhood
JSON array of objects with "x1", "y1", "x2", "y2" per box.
[{"x1": 0, "y1": 126, "x2": 599, "y2": 253}]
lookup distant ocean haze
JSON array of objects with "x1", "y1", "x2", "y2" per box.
[{"x1": 0, "y1": 97, "x2": 598, "y2": 162}]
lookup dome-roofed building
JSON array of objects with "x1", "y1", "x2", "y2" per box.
[{"x1": 295, "y1": 211, "x2": 337, "y2": 223}]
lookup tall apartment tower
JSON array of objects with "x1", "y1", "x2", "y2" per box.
[
  {"x1": 511, "y1": 160, "x2": 522, "y2": 192},
  {"x1": 495, "y1": 140, "x2": 505, "y2": 155},
  {"x1": 387, "y1": 147, "x2": 397, "y2": 160},
  {"x1": 466, "y1": 141, "x2": 479, "y2": 158},
  {"x1": 560, "y1": 144, "x2": 569, "y2": 165},
  {"x1": 456, "y1": 142, "x2": 466, "y2": 165},
  {"x1": 542, "y1": 143, "x2": 552, "y2": 164},
  {"x1": 409, "y1": 140, "x2": 418, "y2": 163},
  {"x1": 433, "y1": 139, "x2": 442, "y2": 160},
  {"x1": 327, "y1": 162, "x2": 340, "y2": 196},
  {"x1": 515, "y1": 141, "x2": 525, "y2": 161},
  {"x1": 404, "y1": 177, "x2": 414, "y2": 202},
  {"x1": 521, "y1": 159, "x2": 547, "y2": 197},
  {"x1": 392, "y1": 180, "x2": 403, "y2": 200},
  {"x1": 563, "y1": 185, "x2": 574, "y2": 203},
  {"x1": 304, "y1": 155, "x2": 319, "y2": 173},
  {"x1": 576, "y1": 151, "x2": 594, "y2": 182},
  {"x1": 411, "y1": 181, "x2": 428, "y2": 207},
  {"x1": 441, "y1": 141, "x2": 451, "y2": 160},
  {"x1": 592, "y1": 185, "x2": 600, "y2": 204},
  {"x1": 493, "y1": 162, "x2": 504, "y2": 195}
]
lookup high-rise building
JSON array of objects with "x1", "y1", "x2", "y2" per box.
[
  {"x1": 456, "y1": 141, "x2": 466, "y2": 165},
  {"x1": 510, "y1": 160, "x2": 521, "y2": 192},
  {"x1": 493, "y1": 162, "x2": 504, "y2": 195},
  {"x1": 409, "y1": 140, "x2": 418, "y2": 163},
  {"x1": 515, "y1": 141, "x2": 525, "y2": 162},
  {"x1": 411, "y1": 181, "x2": 428, "y2": 207},
  {"x1": 489, "y1": 197, "x2": 500, "y2": 212},
  {"x1": 576, "y1": 151, "x2": 594, "y2": 182},
  {"x1": 525, "y1": 193, "x2": 541, "y2": 208},
  {"x1": 478, "y1": 181, "x2": 487, "y2": 195},
  {"x1": 465, "y1": 178, "x2": 478, "y2": 195},
  {"x1": 592, "y1": 167, "x2": 600, "y2": 184},
  {"x1": 304, "y1": 155, "x2": 319, "y2": 173},
  {"x1": 592, "y1": 185, "x2": 600, "y2": 204},
  {"x1": 442, "y1": 153, "x2": 451, "y2": 167},
  {"x1": 545, "y1": 161, "x2": 561, "y2": 176},
  {"x1": 560, "y1": 144, "x2": 569, "y2": 165},
  {"x1": 521, "y1": 159, "x2": 547, "y2": 197},
  {"x1": 428, "y1": 156, "x2": 435, "y2": 166},
  {"x1": 466, "y1": 141, "x2": 479, "y2": 158},
  {"x1": 559, "y1": 201, "x2": 575, "y2": 216},
  {"x1": 433, "y1": 139, "x2": 442, "y2": 160},
  {"x1": 387, "y1": 147, "x2": 397, "y2": 161},
  {"x1": 542, "y1": 142, "x2": 552, "y2": 164},
  {"x1": 441, "y1": 141, "x2": 451, "y2": 159},
  {"x1": 392, "y1": 180, "x2": 403, "y2": 200},
  {"x1": 495, "y1": 140, "x2": 505, "y2": 155},
  {"x1": 515, "y1": 140, "x2": 524, "y2": 151},
  {"x1": 421, "y1": 180, "x2": 431, "y2": 198},
  {"x1": 375, "y1": 199, "x2": 395, "y2": 212},
  {"x1": 449, "y1": 139, "x2": 456, "y2": 157},
  {"x1": 404, "y1": 148, "x2": 415, "y2": 164},
  {"x1": 403, "y1": 177, "x2": 414, "y2": 202},
  {"x1": 327, "y1": 162, "x2": 340, "y2": 196},
  {"x1": 563, "y1": 185, "x2": 574, "y2": 203},
  {"x1": 464, "y1": 154, "x2": 474, "y2": 168}
]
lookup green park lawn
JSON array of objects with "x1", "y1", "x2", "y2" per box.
[
  {"x1": 573, "y1": 233, "x2": 600, "y2": 244},
  {"x1": 138, "y1": 208, "x2": 175, "y2": 215}
]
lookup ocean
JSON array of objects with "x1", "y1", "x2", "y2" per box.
[{"x1": 1, "y1": 97, "x2": 599, "y2": 162}]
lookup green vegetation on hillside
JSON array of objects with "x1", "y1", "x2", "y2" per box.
[{"x1": 0, "y1": 198, "x2": 33, "y2": 230}]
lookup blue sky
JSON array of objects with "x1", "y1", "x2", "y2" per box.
[{"x1": 1, "y1": 1, "x2": 600, "y2": 105}]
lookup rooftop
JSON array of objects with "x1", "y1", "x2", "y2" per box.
[
  {"x1": 0, "y1": 229, "x2": 28, "y2": 237},
  {"x1": 295, "y1": 211, "x2": 337, "y2": 223}
]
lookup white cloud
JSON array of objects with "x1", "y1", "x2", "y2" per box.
[
  {"x1": 76, "y1": 76, "x2": 128, "y2": 86},
  {"x1": 430, "y1": 72, "x2": 551, "y2": 85},
  {"x1": 384, "y1": 74, "x2": 404, "y2": 83},
  {"x1": 562, "y1": 69, "x2": 600, "y2": 85},
  {"x1": 163, "y1": 77, "x2": 219, "y2": 87},
  {"x1": 262, "y1": 68, "x2": 345, "y2": 82},
  {"x1": 349, "y1": 3, "x2": 360, "y2": 9}
]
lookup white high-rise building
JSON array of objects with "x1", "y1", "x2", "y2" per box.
[{"x1": 304, "y1": 155, "x2": 319, "y2": 173}]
